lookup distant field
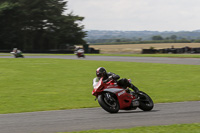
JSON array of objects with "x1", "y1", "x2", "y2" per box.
[{"x1": 90, "y1": 43, "x2": 200, "y2": 54}]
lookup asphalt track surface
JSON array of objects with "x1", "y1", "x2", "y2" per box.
[
  {"x1": 1, "y1": 55, "x2": 200, "y2": 65},
  {"x1": 0, "y1": 55, "x2": 200, "y2": 133},
  {"x1": 0, "y1": 101, "x2": 199, "y2": 133}
]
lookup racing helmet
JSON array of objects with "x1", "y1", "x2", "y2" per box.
[{"x1": 96, "y1": 67, "x2": 107, "y2": 78}]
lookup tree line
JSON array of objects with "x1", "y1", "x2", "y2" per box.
[
  {"x1": 0, "y1": 0, "x2": 86, "y2": 52},
  {"x1": 86, "y1": 34, "x2": 200, "y2": 45}
]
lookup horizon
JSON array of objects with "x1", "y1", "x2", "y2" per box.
[{"x1": 84, "y1": 29, "x2": 200, "y2": 32}]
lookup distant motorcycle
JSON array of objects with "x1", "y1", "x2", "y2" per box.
[
  {"x1": 10, "y1": 48, "x2": 24, "y2": 58},
  {"x1": 74, "y1": 49, "x2": 85, "y2": 58},
  {"x1": 92, "y1": 77, "x2": 154, "y2": 113}
]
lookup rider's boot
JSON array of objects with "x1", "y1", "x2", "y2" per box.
[
  {"x1": 127, "y1": 83, "x2": 140, "y2": 98},
  {"x1": 129, "y1": 84, "x2": 140, "y2": 107},
  {"x1": 128, "y1": 83, "x2": 139, "y2": 93},
  {"x1": 126, "y1": 82, "x2": 140, "y2": 107}
]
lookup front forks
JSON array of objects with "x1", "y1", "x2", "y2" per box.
[
  {"x1": 105, "y1": 93, "x2": 115, "y2": 102},
  {"x1": 95, "y1": 93, "x2": 114, "y2": 102}
]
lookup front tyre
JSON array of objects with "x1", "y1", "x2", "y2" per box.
[
  {"x1": 138, "y1": 91, "x2": 154, "y2": 111},
  {"x1": 98, "y1": 93, "x2": 119, "y2": 113}
]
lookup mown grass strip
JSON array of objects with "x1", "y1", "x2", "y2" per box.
[
  {"x1": 0, "y1": 58, "x2": 199, "y2": 114},
  {"x1": 61, "y1": 123, "x2": 200, "y2": 133}
]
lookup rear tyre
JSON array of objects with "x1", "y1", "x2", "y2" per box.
[
  {"x1": 98, "y1": 93, "x2": 119, "y2": 113},
  {"x1": 138, "y1": 91, "x2": 154, "y2": 111}
]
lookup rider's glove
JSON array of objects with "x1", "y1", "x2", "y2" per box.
[{"x1": 108, "y1": 76, "x2": 113, "y2": 80}]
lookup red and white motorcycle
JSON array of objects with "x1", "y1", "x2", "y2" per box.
[
  {"x1": 92, "y1": 77, "x2": 154, "y2": 113},
  {"x1": 74, "y1": 49, "x2": 85, "y2": 58}
]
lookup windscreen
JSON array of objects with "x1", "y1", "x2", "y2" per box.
[{"x1": 93, "y1": 77, "x2": 100, "y2": 88}]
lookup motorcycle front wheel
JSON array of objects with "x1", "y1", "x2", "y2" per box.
[
  {"x1": 98, "y1": 93, "x2": 119, "y2": 113},
  {"x1": 138, "y1": 91, "x2": 154, "y2": 111}
]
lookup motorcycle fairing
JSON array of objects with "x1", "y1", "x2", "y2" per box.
[
  {"x1": 103, "y1": 88, "x2": 124, "y2": 93},
  {"x1": 117, "y1": 91, "x2": 134, "y2": 109},
  {"x1": 92, "y1": 77, "x2": 135, "y2": 109},
  {"x1": 103, "y1": 88, "x2": 134, "y2": 109}
]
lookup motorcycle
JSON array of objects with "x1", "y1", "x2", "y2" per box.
[
  {"x1": 74, "y1": 49, "x2": 85, "y2": 58},
  {"x1": 92, "y1": 77, "x2": 154, "y2": 113},
  {"x1": 10, "y1": 50, "x2": 24, "y2": 58}
]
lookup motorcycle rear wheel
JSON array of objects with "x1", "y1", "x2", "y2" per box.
[
  {"x1": 98, "y1": 93, "x2": 119, "y2": 113},
  {"x1": 138, "y1": 91, "x2": 154, "y2": 111}
]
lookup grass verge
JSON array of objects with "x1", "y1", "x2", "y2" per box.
[
  {"x1": 60, "y1": 123, "x2": 200, "y2": 133},
  {"x1": 0, "y1": 58, "x2": 199, "y2": 114}
]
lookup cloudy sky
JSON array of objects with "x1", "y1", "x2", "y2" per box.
[{"x1": 65, "y1": 0, "x2": 200, "y2": 31}]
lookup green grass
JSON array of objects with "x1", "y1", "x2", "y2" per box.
[
  {"x1": 0, "y1": 58, "x2": 199, "y2": 114},
  {"x1": 61, "y1": 123, "x2": 200, "y2": 133}
]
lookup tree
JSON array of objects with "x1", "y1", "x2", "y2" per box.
[
  {"x1": 0, "y1": 0, "x2": 86, "y2": 52},
  {"x1": 152, "y1": 36, "x2": 163, "y2": 40},
  {"x1": 170, "y1": 35, "x2": 177, "y2": 40},
  {"x1": 0, "y1": 2, "x2": 23, "y2": 49}
]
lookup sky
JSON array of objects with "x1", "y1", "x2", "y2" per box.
[{"x1": 65, "y1": 0, "x2": 200, "y2": 31}]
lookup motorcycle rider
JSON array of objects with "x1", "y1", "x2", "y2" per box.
[
  {"x1": 10, "y1": 48, "x2": 23, "y2": 58},
  {"x1": 96, "y1": 67, "x2": 139, "y2": 94}
]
